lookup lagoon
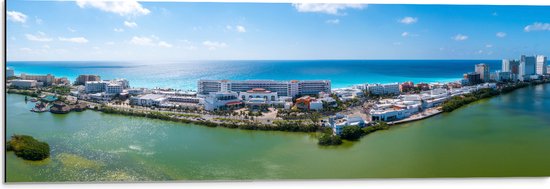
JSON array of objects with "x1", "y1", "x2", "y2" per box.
[{"x1": 6, "y1": 83, "x2": 550, "y2": 182}]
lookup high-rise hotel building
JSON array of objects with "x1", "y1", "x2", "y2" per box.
[
  {"x1": 519, "y1": 55, "x2": 537, "y2": 78},
  {"x1": 536, "y1": 55, "x2": 547, "y2": 75},
  {"x1": 475, "y1": 63, "x2": 490, "y2": 82},
  {"x1": 198, "y1": 80, "x2": 331, "y2": 97},
  {"x1": 502, "y1": 59, "x2": 520, "y2": 75}
]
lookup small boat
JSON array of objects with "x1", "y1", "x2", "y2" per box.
[{"x1": 30, "y1": 98, "x2": 38, "y2": 102}]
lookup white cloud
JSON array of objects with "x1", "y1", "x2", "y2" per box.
[
  {"x1": 76, "y1": 0, "x2": 150, "y2": 16},
  {"x1": 236, "y1": 25, "x2": 247, "y2": 33},
  {"x1": 399, "y1": 17, "x2": 418, "y2": 24},
  {"x1": 59, "y1": 37, "x2": 89, "y2": 43},
  {"x1": 158, "y1": 41, "x2": 173, "y2": 48},
  {"x1": 496, "y1": 32, "x2": 507, "y2": 38},
  {"x1": 452, "y1": 34, "x2": 468, "y2": 41},
  {"x1": 226, "y1": 25, "x2": 247, "y2": 33},
  {"x1": 524, "y1": 22, "x2": 550, "y2": 32},
  {"x1": 124, "y1": 21, "x2": 138, "y2": 28},
  {"x1": 67, "y1": 27, "x2": 77, "y2": 32},
  {"x1": 292, "y1": 3, "x2": 366, "y2": 15},
  {"x1": 25, "y1": 33, "x2": 53, "y2": 42},
  {"x1": 130, "y1": 36, "x2": 172, "y2": 48},
  {"x1": 7, "y1": 11, "x2": 27, "y2": 23},
  {"x1": 401, "y1": 31, "x2": 419, "y2": 37},
  {"x1": 130, "y1": 36, "x2": 154, "y2": 46},
  {"x1": 114, "y1": 28, "x2": 125, "y2": 32},
  {"x1": 105, "y1": 41, "x2": 115, "y2": 45},
  {"x1": 325, "y1": 19, "x2": 340, "y2": 24},
  {"x1": 485, "y1": 44, "x2": 493, "y2": 48},
  {"x1": 202, "y1": 41, "x2": 228, "y2": 50}
]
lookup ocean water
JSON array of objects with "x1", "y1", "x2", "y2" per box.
[{"x1": 6, "y1": 60, "x2": 501, "y2": 90}]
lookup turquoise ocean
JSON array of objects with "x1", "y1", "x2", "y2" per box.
[{"x1": 7, "y1": 60, "x2": 501, "y2": 90}]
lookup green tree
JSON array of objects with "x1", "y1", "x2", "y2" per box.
[
  {"x1": 340, "y1": 126, "x2": 363, "y2": 140},
  {"x1": 318, "y1": 133, "x2": 342, "y2": 146}
]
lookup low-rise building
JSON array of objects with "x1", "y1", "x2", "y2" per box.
[
  {"x1": 415, "y1": 83, "x2": 430, "y2": 91},
  {"x1": 329, "y1": 115, "x2": 367, "y2": 135},
  {"x1": 295, "y1": 96, "x2": 323, "y2": 111},
  {"x1": 399, "y1": 81, "x2": 415, "y2": 93},
  {"x1": 54, "y1": 77, "x2": 70, "y2": 85},
  {"x1": 127, "y1": 88, "x2": 149, "y2": 95},
  {"x1": 333, "y1": 88, "x2": 363, "y2": 102},
  {"x1": 112, "y1": 78, "x2": 130, "y2": 89},
  {"x1": 167, "y1": 96, "x2": 200, "y2": 104},
  {"x1": 20, "y1": 73, "x2": 55, "y2": 86},
  {"x1": 203, "y1": 92, "x2": 242, "y2": 111},
  {"x1": 239, "y1": 88, "x2": 278, "y2": 102},
  {"x1": 130, "y1": 94, "x2": 167, "y2": 107},
  {"x1": 85, "y1": 81, "x2": 108, "y2": 93},
  {"x1": 10, "y1": 80, "x2": 37, "y2": 89},
  {"x1": 370, "y1": 104, "x2": 421, "y2": 122},
  {"x1": 75, "y1": 75, "x2": 101, "y2": 85},
  {"x1": 105, "y1": 83, "x2": 124, "y2": 94},
  {"x1": 367, "y1": 83, "x2": 400, "y2": 96}
]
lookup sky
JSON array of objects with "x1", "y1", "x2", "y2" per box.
[{"x1": 6, "y1": 0, "x2": 550, "y2": 61}]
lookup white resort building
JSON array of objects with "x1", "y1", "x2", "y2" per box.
[
  {"x1": 202, "y1": 92, "x2": 242, "y2": 111},
  {"x1": 328, "y1": 114, "x2": 367, "y2": 135},
  {"x1": 197, "y1": 79, "x2": 331, "y2": 97},
  {"x1": 367, "y1": 83, "x2": 400, "y2": 95},
  {"x1": 10, "y1": 80, "x2": 38, "y2": 89}
]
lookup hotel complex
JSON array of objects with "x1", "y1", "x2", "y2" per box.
[
  {"x1": 198, "y1": 79, "x2": 331, "y2": 97},
  {"x1": 6, "y1": 54, "x2": 550, "y2": 136}
]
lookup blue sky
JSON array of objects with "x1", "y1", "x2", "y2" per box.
[{"x1": 6, "y1": 1, "x2": 550, "y2": 61}]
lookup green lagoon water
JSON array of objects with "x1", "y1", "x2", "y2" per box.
[{"x1": 6, "y1": 84, "x2": 550, "y2": 182}]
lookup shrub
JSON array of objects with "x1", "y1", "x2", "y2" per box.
[
  {"x1": 6, "y1": 135, "x2": 50, "y2": 161},
  {"x1": 318, "y1": 133, "x2": 342, "y2": 146},
  {"x1": 340, "y1": 126, "x2": 363, "y2": 141}
]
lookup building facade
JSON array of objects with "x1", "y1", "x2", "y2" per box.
[
  {"x1": 494, "y1": 71, "x2": 511, "y2": 82},
  {"x1": 203, "y1": 92, "x2": 242, "y2": 111},
  {"x1": 11, "y1": 80, "x2": 37, "y2": 89},
  {"x1": 399, "y1": 81, "x2": 415, "y2": 93},
  {"x1": 475, "y1": 63, "x2": 490, "y2": 82},
  {"x1": 197, "y1": 79, "x2": 331, "y2": 97},
  {"x1": 130, "y1": 94, "x2": 167, "y2": 107},
  {"x1": 85, "y1": 81, "x2": 108, "y2": 93},
  {"x1": 463, "y1": 72, "x2": 481, "y2": 85},
  {"x1": 105, "y1": 83, "x2": 124, "y2": 94},
  {"x1": 20, "y1": 73, "x2": 55, "y2": 86},
  {"x1": 536, "y1": 55, "x2": 547, "y2": 75},
  {"x1": 6, "y1": 68, "x2": 15, "y2": 78},
  {"x1": 519, "y1": 55, "x2": 537, "y2": 79},
  {"x1": 75, "y1": 75, "x2": 101, "y2": 85},
  {"x1": 367, "y1": 83, "x2": 400, "y2": 95},
  {"x1": 502, "y1": 59, "x2": 520, "y2": 75},
  {"x1": 239, "y1": 88, "x2": 278, "y2": 102}
]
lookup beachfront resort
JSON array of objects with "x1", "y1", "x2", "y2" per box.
[{"x1": 6, "y1": 55, "x2": 550, "y2": 137}]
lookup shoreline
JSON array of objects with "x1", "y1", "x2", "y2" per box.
[{"x1": 8, "y1": 80, "x2": 548, "y2": 139}]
